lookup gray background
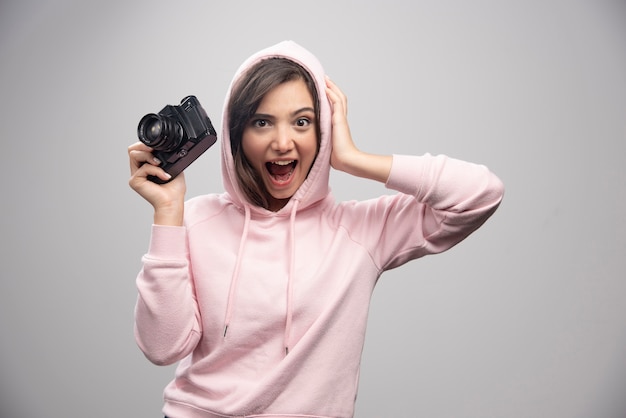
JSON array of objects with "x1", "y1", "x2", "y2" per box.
[{"x1": 1, "y1": 0, "x2": 625, "y2": 417}]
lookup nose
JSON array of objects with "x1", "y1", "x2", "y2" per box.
[{"x1": 272, "y1": 125, "x2": 294, "y2": 153}]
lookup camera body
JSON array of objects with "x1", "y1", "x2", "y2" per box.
[{"x1": 138, "y1": 95, "x2": 217, "y2": 183}]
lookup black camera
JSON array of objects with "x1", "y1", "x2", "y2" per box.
[{"x1": 138, "y1": 95, "x2": 217, "y2": 183}]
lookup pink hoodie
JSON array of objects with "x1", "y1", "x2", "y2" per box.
[{"x1": 134, "y1": 41, "x2": 504, "y2": 418}]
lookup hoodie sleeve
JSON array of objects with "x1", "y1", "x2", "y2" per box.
[
  {"x1": 338, "y1": 153, "x2": 504, "y2": 271},
  {"x1": 134, "y1": 225, "x2": 201, "y2": 365}
]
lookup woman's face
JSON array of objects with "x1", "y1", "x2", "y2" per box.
[{"x1": 242, "y1": 78, "x2": 318, "y2": 211}]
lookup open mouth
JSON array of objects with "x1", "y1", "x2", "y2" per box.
[{"x1": 266, "y1": 160, "x2": 297, "y2": 184}]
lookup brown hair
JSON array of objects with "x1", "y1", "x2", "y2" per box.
[{"x1": 228, "y1": 57, "x2": 320, "y2": 209}]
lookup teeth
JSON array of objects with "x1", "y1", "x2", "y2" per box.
[{"x1": 272, "y1": 160, "x2": 294, "y2": 166}]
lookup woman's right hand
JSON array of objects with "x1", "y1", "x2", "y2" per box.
[{"x1": 128, "y1": 142, "x2": 186, "y2": 226}]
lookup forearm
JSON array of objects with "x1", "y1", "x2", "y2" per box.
[{"x1": 334, "y1": 150, "x2": 393, "y2": 184}]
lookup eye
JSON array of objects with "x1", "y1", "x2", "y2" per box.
[
  {"x1": 251, "y1": 119, "x2": 269, "y2": 128},
  {"x1": 295, "y1": 117, "x2": 311, "y2": 127}
]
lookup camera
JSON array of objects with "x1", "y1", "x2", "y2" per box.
[{"x1": 138, "y1": 95, "x2": 217, "y2": 183}]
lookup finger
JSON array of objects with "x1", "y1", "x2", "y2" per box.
[
  {"x1": 325, "y1": 76, "x2": 346, "y2": 99},
  {"x1": 129, "y1": 149, "x2": 161, "y2": 174},
  {"x1": 325, "y1": 82, "x2": 341, "y2": 107},
  {"x1": 325, "y1": 76, "x2": 348, "y2": 115},
  {"x1": 128, "y1": 141, "x2": 153, "y2": 153},
  {"x1": 325, "y1": 74, "x2": 338, "y2": 88},
  {"x1": 129, "y1": 163, "x2": 171, "y2": 189},
  {"x1": 325, "y1": 87, "x2": 348, "y2": 121},
  {"x1": 140, "y1": 164, "x2": 172, "y2": 182}
]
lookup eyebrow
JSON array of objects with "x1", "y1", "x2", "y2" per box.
[
  {"x1": 252, "y1": 107, "x2": 316, "y2": 119},
  {"x1": 292, "y1": 107, "x2": 315, "y2": 116}
]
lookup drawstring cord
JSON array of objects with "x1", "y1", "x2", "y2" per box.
[
  {"x1": 222, "y1": 200, "x2": 298, "y2": 358},
  {"x1": 284, "y1": 199, "x2": 299, "y2": 355},
  {"x1": 223, "y1": 204, "x2": 251, "y2": 338}
]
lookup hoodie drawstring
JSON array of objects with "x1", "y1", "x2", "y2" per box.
[
  {"x1": 222, "y1": 201, "x2": 298, "y2": 357},
  {"x1": 284, "y1": 199, "x2": 299, "y2": 355},
  {"x1": 223, "y1": 205, "x2": 251, "y2": 338}
]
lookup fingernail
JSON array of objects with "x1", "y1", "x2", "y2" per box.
[{"x1": 153, "y1": 157, "x2": 161, "y2": 165}]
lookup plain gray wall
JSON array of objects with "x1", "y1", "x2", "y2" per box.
[{"x1": 1, "y1": 0, "x2": 625, "y2": 417}]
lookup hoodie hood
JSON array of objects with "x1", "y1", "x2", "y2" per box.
[{"x1": 220, "y1": 40, "x2": 333, "y2": 215}]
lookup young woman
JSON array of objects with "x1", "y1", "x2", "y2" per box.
[{"x1": 128, "y1": 41, "x2": 504, "y2": 418}]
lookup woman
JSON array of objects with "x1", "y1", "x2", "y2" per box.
[{"x1": 128, "y1": 40, "x2": 504, "y2": 418}]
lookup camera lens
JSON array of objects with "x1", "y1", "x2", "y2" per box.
[
  {"x1": 138, "y1": 113, "x2": 184, "y2": 152},
  {"x1": 145, "y1": 121, "x2": 162, "y2": 141}
]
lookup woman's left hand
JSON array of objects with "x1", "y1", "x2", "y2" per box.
[
  {"x1": 325, "y1": 76, "x2": 358, "y2": 172},
  {"x1": 325, "y1": 76, "x2": 392, "y2": 183}
]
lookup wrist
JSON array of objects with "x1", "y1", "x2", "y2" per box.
[
  {"x1": 332, "y1": 144, "x2": 361, "y2": 173},
  {"x1": 153, "y1": 201, "x2": 184, "y2": 226}
]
